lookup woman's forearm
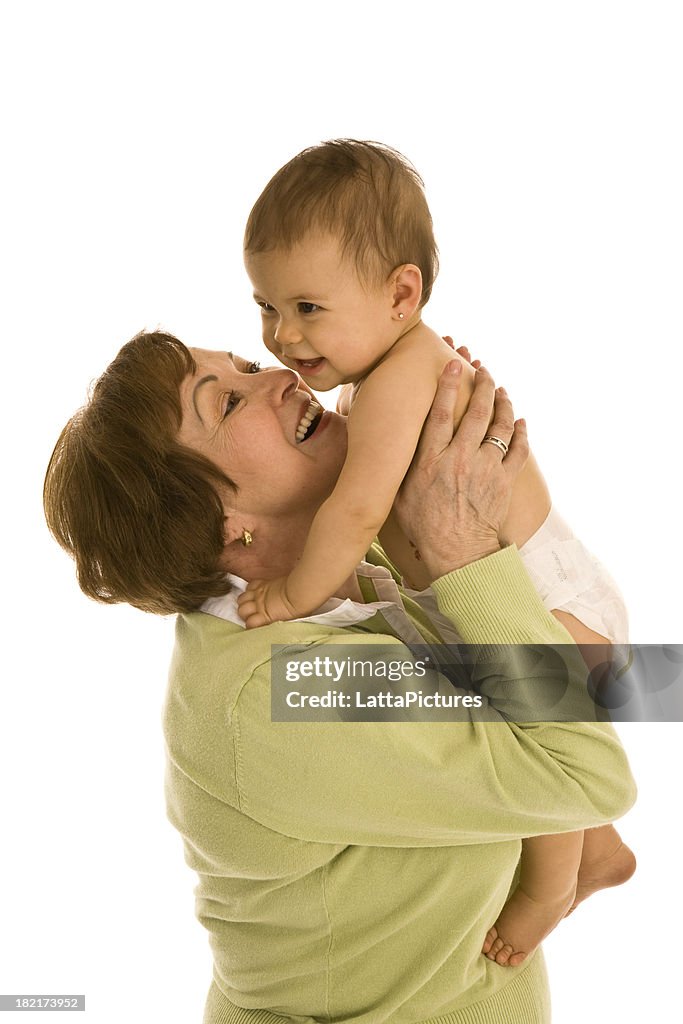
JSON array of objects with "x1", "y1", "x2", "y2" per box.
[{"x1": 231, "y1": 546, "x2": 637, "y2": 846}]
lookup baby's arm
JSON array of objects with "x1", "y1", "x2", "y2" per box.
[{"x1": 237, "y1": 348, "x2": 443, "y2": 628}]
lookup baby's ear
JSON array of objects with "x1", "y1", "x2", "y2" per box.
[{"x1": 390, "y1": 264, "x2": 423, "y2": 317}]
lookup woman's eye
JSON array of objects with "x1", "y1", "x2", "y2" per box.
[
  {"x1": 222, "y1": 393, "x2": 241, "y2": 418},
  {"x1": 299, "y1": 302, "x2": 320, "y2": 314},
  {"x1": 247, "y1": 360, "x2": 261, "y2": 374}
]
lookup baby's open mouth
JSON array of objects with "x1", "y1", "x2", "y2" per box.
[
  {"x1": 293, "y1": 357, "x2": 325, "y2": 371},
  {"x1": 295, "y1": 398, "x2": 323, "y2": 443}
]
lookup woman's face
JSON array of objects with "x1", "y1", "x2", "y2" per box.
[{"x1": 177, "y1": 348, "x2": 348, "y2": 521}]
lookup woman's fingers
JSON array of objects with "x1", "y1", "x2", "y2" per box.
[
  {"x1": 478, "y1": 387, "x2": 515, "y2": 455},
  {"x1": 503, "y1": 418, "x2": 529, "y2": 478},
  {"x1": 419, "y1": 364, "x2": 501, "y2": 464},
  {"x1": 398, "y1": 363, "x2": 529, "y2": 577},
  {"x1": 452, "y1": 366, "x2": 497, "y2": 450},
  {"x1": 479, "y1": 386, "x2": 529, "y2": 477},
  {"x1": 455, "y1": 345, "x2": 481, "y2": 369},
  {"x1": 414, "y1": 360, "x2": 462, "y2": 459}
]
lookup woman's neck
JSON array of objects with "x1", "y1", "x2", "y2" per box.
[{"x1": 219, "y1": 515, "x2": 364, "y2": 604}]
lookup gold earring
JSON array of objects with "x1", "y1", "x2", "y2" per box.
[{"x1": 240, "y1": 529, "x2": 253, "y2": 547}]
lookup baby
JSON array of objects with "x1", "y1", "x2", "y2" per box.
[{"x1": 237, "y1": 140, "x2": 635, "y2": 966}]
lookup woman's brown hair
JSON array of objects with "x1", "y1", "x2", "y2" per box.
[{"x1": 43, "y1": 330, "x2": 235, "y2": 615}]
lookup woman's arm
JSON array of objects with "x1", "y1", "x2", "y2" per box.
[
  {"x1": 181, "y1": 366, "x2": 636, "y2": 846},
  {"x1": 223, "y1": 550, "x2": 635, "y2": 847}
]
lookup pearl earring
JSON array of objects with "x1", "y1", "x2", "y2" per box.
[{"x1": 398, "y1": 313, "x2": 405, "y2": 320}]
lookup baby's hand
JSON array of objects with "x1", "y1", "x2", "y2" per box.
[{"x1": 237, "y1": 576, "x2": 300, "y2": 629}]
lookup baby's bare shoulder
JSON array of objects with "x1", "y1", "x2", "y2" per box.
[
  {"x1": 394, "y1": 322, "x2": 448, "y2": 358},
  {"x1": 392, "y1": 323, "x2": 475, "y2": 380}
]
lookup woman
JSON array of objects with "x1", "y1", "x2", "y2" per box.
[{"x1": 43, "y1": 331, "x2": 635, "y2": 1024}]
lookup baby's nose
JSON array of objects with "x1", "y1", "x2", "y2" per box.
[{"x1": 273, "y1": 318, "x2": 304, "y2": 346}]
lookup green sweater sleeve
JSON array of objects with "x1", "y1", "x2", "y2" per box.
[{"x1": 230, "y1": 547, "x2": 636, "y2": 847}]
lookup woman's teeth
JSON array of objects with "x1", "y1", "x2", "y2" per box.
[{"x1": 295, "y1": 400, "x2": 323, "y2": 442}]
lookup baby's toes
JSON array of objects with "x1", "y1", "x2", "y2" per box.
[
  {"x1": 486, "y1": 936, "x2": 506, "y2": 960},
  {"x1": 507, "y1": 951, "x2": 528, "y2": 967},
  {"x1": 494, "y1": 943, "x2": 515, "y2": 966},
  {"x1": 482, "y1": 927, "x2": 497, "y2": 954}
]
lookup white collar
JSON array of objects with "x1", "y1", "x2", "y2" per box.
[{"x1": 200, "y1": 559, "x2": 398, "y2": 629}]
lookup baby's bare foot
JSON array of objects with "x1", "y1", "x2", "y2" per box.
[
  {"x1": 566, "y1": 839, "x2": 636, "y2": 915},
  {"x1": 482, "y1": 885, "x2": 575, "y2": 967}
]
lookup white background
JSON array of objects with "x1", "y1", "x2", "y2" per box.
[{"x1": 1, "y1": 1, "x2": 681, "y2": 1021}]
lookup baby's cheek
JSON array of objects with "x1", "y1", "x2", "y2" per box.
[{"x1": 263, "y1": 338, "x2": 285, "y2": 364}]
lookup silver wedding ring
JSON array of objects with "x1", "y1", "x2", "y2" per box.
[{"x1": 481, "y1": 435, "x2": 509, "y2": 455}]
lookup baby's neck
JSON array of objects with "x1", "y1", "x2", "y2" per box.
[
  {"x1": 396, "y1": 309, "x2": 424, "y2": 340},
  {"x1": 354, "y1": 313, "x2": 430, "y2": 382}
]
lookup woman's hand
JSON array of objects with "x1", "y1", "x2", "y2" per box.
[
  {"x1": 394, "y1": 362, "x2": 528, "y2": 581},
  {"x1": 442, "y1": 336, "x2": 482, "y2": 369}
]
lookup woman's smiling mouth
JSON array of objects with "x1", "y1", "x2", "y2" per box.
[{"x1": 295, "y1": 397, "x2": 324, "y2": 442}]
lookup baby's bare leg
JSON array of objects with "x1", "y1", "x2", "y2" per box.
[
  {"x1": 569, "y1": 824, "x2": 636, "y2": 913},
  {"x1": 483, "y1": 831, "x2": 583, "y2": 967}
]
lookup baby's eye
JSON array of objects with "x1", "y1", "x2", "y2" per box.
[
  {"x1": 257, "y1": 301, "x2": 275, "y2": 314},
  {"x1": 298, "y1": 302, "x2": 320, "y2": 315},
  {"x1": 247, "y1": 360, "x2": 261, "y2": 374}
]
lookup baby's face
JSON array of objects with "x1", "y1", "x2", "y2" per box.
[{"x1": 245, "y1": 233, "x2": 400, "y2": 391}]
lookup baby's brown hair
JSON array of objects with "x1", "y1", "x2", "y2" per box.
[{"x1": 244, "y1": 139, "x2": 439, "y2": 306}]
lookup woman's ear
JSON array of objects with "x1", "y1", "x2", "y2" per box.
[
  {"x1": 389, "y1": 264, "x2": 423, "y2": 319},
  {"x1": 222, "y1": 508, "x2": 253, "y2": 548}
]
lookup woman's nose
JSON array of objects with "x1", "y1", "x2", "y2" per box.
[{"x1": 259, "y1": 365, "x2": 300, "y2": 402}]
